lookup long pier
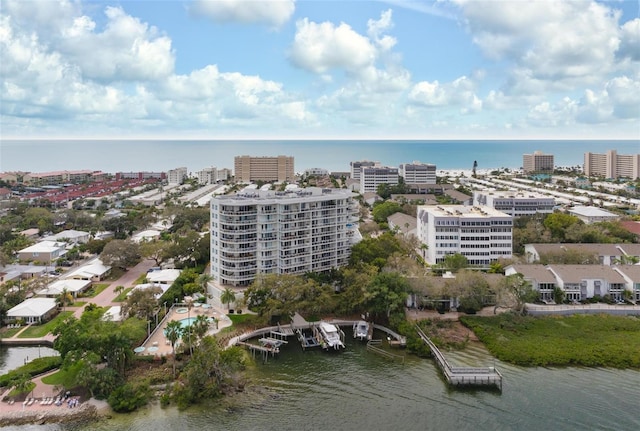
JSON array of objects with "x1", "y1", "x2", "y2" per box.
[{"x1": 416, "y1": 326, "x2": 502, "y2": 391}]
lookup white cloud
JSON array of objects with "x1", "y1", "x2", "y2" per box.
[
  {"x1": 409, "y1": 75, "x2": 481, "y2": 113},
  {"x1": 618, "y1": 18, "x2": 640, "y2": 61},
  {"x1": 289, "y1": 18, "x2": 376, "y2": 74},
  {"x1": 456, "y1": 0, "x2": 623, "y2": 92},
  {"x1": 58, "y1": 6, "x2": 175, "y2": 81},
  {"x1": 190, "y1": 0, "x2": 295, "y2": 28}
]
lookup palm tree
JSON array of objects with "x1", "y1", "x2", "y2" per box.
[
  {"x1": 197, "y1": 273, "x2": 213, "y2": 299},
  {"x1": 164, "y1": 320, "x2": 183, "y2": 377},
  {"x1": 220, "y1": 287, "x2": 236, "y2": 310},
  {"x1": 192, "y1": 314, "x2": 210, "y2": 343},
  {"x1": 56, "y1": 287, "x2": 73, "y2": 312}
]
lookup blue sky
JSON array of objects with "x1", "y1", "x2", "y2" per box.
[{"x1": 1, "y1": 0, "x2": 639, "y2": 139}]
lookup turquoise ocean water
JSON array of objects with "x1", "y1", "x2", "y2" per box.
[{"x1": 1, "y1": 139, "x2": 638, "y2": 173}]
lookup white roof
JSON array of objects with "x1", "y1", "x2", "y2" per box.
[
  {"x1": 38, "y1": 278, "x2": 91, "y2": 296},
  {"x1": 64, "y1": 258, "x2": 111, "y2": 279},
  {"x1": 130, "y1": 283, "x2": 169, "y2": 298},
  {"x1": 7, "y1": 297, "x2": 57, "y2": 318},
  {"x1": 569, "y1": 206, "x2": 618, "y2": 217},
  {"x1": 103, "y1": 306, "x2": 123, "y2": 322},
  {"x1": 131, "y1": 230, "x2": 161, "y2": 243},
  {"x1": 147, "y1": 269, "x2": 181, "y2": 283},
  {"x1": 19, "y1": 241, "x2": 66, "y2": 254},
  {"x1": 42, "y1": 230, "x2": 89, "y2": 242}
]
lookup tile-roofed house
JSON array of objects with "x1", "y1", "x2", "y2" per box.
[
  {"x1": 7, "y1": 297, "x2": 57, "y2": 324},
  {"x1": 613, "y1": 266, "x2": 640, "y2": 302},
  {"x1": 505, "y1": 264, "x2": 558, "y2": 302},
  {"x1": 524, "y1": 243, "x2": 627, "y2": 265},
  {"x1": 547, "y1": 264, "x2": 627, "y2": 301},
  {"x1": 387, "y1": 212, "x2": 417, "y2": 236},
  {"x1": 619, "y1": 221, "x2": 640, "y2": 237}
]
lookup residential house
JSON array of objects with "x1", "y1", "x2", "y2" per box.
[
  {"x1": 387, "y1": 212, "x2": 417, "y2": 236},
  {"x1": 17, "y1": 241, "x2": 66, "y2": 264},
  {"x1": 42, "y1": 229, "x2": 91, "y2": 245},
  {"x1": 614, "y1": 266, "x2": 640, "y2": 302},
  {"x1": 7, "y1": 298, "x2": 57, "y2": 324},
  {"x1": 524, "y1": 243, "x2": 638, "y2": 265},
  {"x1": 505, "y1": 264, "x2": 558, "y2": 302},
  {"x1": 547, "y1": 264, "x2": 627, "y2": 302},
  {"x1": 63, "y1": 258, "x2": 111, "y2": 282},
  {"x1": 38, "y1": 278, "x2": 92, "y2": 298}
]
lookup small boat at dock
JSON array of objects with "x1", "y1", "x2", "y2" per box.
[
  {"x1": 318, "y1": 321, "x2": 345, "y2": 350},
  {"x1": 353, "y1": 320, "x2": 370, "y2": 341}
]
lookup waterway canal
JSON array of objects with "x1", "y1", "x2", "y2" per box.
[{"x1": 3, "y1": 337, "x2": 639, "y2": 431}]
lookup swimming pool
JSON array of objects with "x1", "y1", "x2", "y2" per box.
[{"x1": 178, "y1": 317, "x2": 196, "y2": 328}]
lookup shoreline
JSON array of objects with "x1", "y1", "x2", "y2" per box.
[{"x1": 0, "y1": 398, "x2": 110, "y2": 427}]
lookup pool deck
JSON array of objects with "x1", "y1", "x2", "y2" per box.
[{"x1": 136, "y1": 303, "x2": 233, "y2": 357}]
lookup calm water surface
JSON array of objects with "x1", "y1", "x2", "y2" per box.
[{"x1": 5, "y1": 336, "x2": 637, "y2": 431}]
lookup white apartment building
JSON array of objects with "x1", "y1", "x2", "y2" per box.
[
  {"x1": 210, "y1": 187, "x2": 360, "y2": 287},
  {"x1": 399, "y1": 161, "x2": 436, "y2": 184},
  {"x1": 360, "y1": 166, "x2": 399, "y2": 193},
  {"x1": 350, "y1": 160, "x2": 380, "y2": 182},
  {"x1": 167, "y1": 167, "x2": 188, "y2": 184},
  {"x1": 417, "y1": 205, "x2": 513, "y2": 266},
  {"x1": 234, "y1": 155, "x2": 295, "y2": 183},
  {"x1": 584, "y1": 150, "x2": 640, "y2": 180},
  {"x1": 472, "y1": 190, "x2": 555, "y2": 216},
  {"x1": 197, "y1": 167, "x2": 231, "y2": 185}
]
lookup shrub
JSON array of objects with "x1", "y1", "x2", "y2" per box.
[
  {"x1": 0, "y1": 356, "x2": 62, "y2": 388},
  {"x1": 108, "y1": 382, "x2": 151, "y2": 413}
]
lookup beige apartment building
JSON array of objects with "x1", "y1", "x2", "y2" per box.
[
  {"x1": 523, "y1": 151, "x2": 554, "y2": 174},
  {"x1": 584, "y1": 150, "x2": 640, "y2": 179},
  {"x1": 234, "y1": 155, "x2": 295, "y2": 183}
]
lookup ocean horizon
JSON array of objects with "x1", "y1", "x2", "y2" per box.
[{"x1": 1, "y1": 139, "x2": 638, "y2": 174}]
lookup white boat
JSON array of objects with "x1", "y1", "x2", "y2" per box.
[
  {"x1": 353, "y1": 320, "x2": 370, "y2": 341},
  {"x1": 318, "y1": 322, "x2": 345, "y2": 350}
]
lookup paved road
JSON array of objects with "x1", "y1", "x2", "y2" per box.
[{"x1": 72, "y1": 259, "x2": 156, "y2": 318}]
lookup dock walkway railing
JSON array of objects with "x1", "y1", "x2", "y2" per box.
[{"x1": 416, "y1": 326, "x2": 502, "y2": 391}]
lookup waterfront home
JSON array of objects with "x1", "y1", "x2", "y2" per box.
[
  {"x1": 7, "y1": 297, "x2": 57, "y2": 324},
  {"x1": 507, "y1": 264, "x2": 629, "y2": 302},
  {"x1": 524, "y1": 243, "x2": 640, "y2": 265},
  {"x1": 613, "y1": 265, "x2": 640, "y2": 302}
]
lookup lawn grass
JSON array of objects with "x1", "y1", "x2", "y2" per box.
[
  {"x1": 114, "y1": 287, "x2": 133, "y2": 302},
  {"x1": 0, "y1": 327, "x2": 23, "y2": 338},
  {"x1": 83, "y1": 283, "x2": 110, "y2": 298},
  {"x1": 461, "y1": 313, "x2": 640, "y2": 368},
  {"x1": 41, "y1": 362, "x2": 82, "y2": 389},
  {"x1": 18, "y1": 311, "x2": 74, "y2": 338},
  {"x1": 228, "y1": 313, "x2": 259, "y2": 326}
]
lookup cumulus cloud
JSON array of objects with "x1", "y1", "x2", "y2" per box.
[
  {"x1": 456, "y1": 0, "x2": 623, "y2": 92},
  {"x1": 617, "y1": 18, "x2": 640, "y2": 61},
  {"x1": 190, "y1": 0, "x2": 295, "y2": 28},
  {"x1": 289, "y1": 18, "x2": 376, "y2": 74},
  {"x1": 409, "y1": 76, "x2": 481, "y2": 113}
]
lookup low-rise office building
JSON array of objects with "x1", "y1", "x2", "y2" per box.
[
  {"x1": 473, "y1": 191, "x2": 555, "y2": 217},
  {"x1": 417, "y1": 205, "x2": 513, "y2": 266}
]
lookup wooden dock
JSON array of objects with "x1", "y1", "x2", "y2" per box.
[{"x1": 416, "y1": 326, "x2": 502, "y2": 391}]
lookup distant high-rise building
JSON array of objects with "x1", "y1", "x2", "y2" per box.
[
  {"x1": 584, "y1": 150, "x2": 640, "y2": 179},
  {"x1": 197, "y1": 167, "x2": 231, "y2": 185},
  {"x1": 350, "y1": 160, "x2": 379, "y2": 182},
  {"x1": 399, "y1": 161, "x2": 436, "y2": 184},
  {"x1": 523, "y1": 151, "x2": 554, "y2": 174},
  {"x1": 234, "y1": 155, "x2": 294, "y2": 183},
  {"x1": 360, "y1": 166, "x2": 399, "y2": 193},
  {"x1": 167, "y1": 167, "x2": 188, "y2": 184}
]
